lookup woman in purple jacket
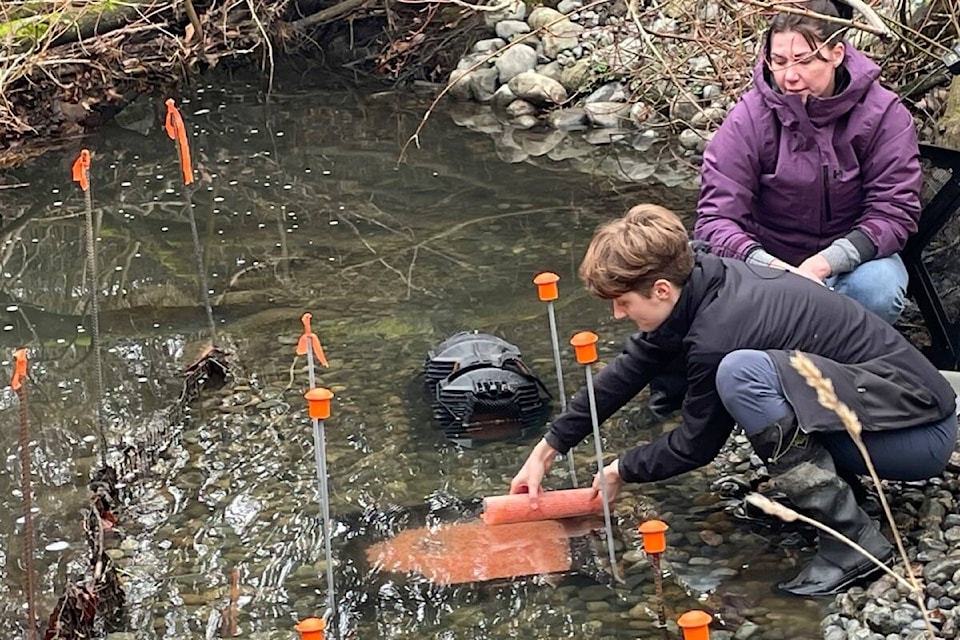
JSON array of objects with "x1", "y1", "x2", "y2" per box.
[{"x1": 694, "y1": 0, "x2": 920, "y2": 324}]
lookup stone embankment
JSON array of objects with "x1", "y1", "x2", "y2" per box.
[{"x1": 448, "y1": 0, "x2": 731, "y2": 155}]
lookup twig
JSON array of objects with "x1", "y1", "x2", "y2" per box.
[
  {"x1": 182, "y1": 0, "x2": 204, "y2": 42},
  {"x1": 626, "y1": 0, "x2": 710, "y2": 128},
  {"x1": 245, "y1": 0, "x2": 274, "y2": 94},
  {"x1": 287, "y1": 0, "x2": 368, "y2": 30},
  {"x1": 739, "y1": 0, "x2": 892, "y2": 38},
  {"x1": 835, "y1": 0, "x2": 894, "y2": 37},
  {"x1": 340, "y1": 206, "x2": 571, "y2": 272},
  {"x1": 398, "y1": 0, "x2": 515, "y2": 10}
]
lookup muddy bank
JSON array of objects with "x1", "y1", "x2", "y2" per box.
[{"x1": 0, "y1": 0, "x2": 468, "y2": 165}]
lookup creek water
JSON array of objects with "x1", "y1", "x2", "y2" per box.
[{"x1": 0, "y1": 67, "x2": 826, "y2": 639}]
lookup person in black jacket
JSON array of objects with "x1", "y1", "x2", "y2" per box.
[{"x1": 510, "y1": 204, "x2": 958, "y2": 597}]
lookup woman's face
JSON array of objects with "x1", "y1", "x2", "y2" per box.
[{"x1": 768, "y1": 30, "x2": 845, "y2": 101}]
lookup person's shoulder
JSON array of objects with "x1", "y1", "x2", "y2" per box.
[
  {"x1": 710, "y1": 94, "x2": 769, "y2": 151},
  {"x1": 727, "y1": 88, "x2": 766, "y2": 120},
  {"x1": 860, "y1": 80, "x2": 907, "y2": 111},
  {"x1": 847, "y1": 81, "x2": 914, "y2": 142}
]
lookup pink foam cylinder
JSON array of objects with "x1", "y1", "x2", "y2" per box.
[{"x1": 482, "y1": 488, "x2": 603, "y2": 525}]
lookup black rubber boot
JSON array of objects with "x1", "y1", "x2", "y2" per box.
[
  {"x1": 838, "y1": 467, "x2": 882, "y2": 518},
  {"x1": 747, "y1": 414, "x2": 894, "y2": 597}
]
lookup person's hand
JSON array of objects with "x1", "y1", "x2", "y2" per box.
[
  {"x1": 509, "y1": 438, "x2": 557, "y2": 508},
  {"x1": 796, "y1": 255, "x2": 832, "y2": 283},
  {"x1": 768, "y1": 257, "x2": 826, "y2": 285},
  {"x1": 590, "y1": 459, "x2": 624, "y2": 505}
]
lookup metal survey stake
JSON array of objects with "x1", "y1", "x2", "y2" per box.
[
  {"x1": 533, "y1": 272, "x2": 577, "y2": 487},
  {"x1": 570, "y1": 331, "x2": 619, "y2": 582},
  {"x1": 165, "y1": 98, "x2": 217, "y2": 341},
  {"x1": 298, "y1": 313, "x2": 336, "y2": 629}
]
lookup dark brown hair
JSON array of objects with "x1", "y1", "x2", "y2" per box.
[
  {"x1": 578, "y1": 204, "x2": 694, "y2": 299},
  {"x1": 767, "y1": 0, "x2": 846, "y2": 63}
]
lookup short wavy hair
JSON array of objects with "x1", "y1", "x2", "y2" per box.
[{"x1": 578, "y1": 204, "x2": 694, "y2": 299}]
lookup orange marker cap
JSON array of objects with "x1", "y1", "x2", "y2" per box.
[
  {"x1": 677, "y1": 610, "x2": 713, "y2": 640},
  {"x1": 638, "y1": 519, "x2": 669, "y2": 554},
  {"x1": 71, "y1": 149, "x2": 91, "y2": 192},
  {"x1": 10, "y1": 348, "x2": 27, "y2": 391},
  {"x1": 304, "y1": 387, "x2": 334, "y2": 420},
  {"x1": 164, "y1": 98, "x2": 194, "y2": 186},
  {"x1": 570, "y1": 331, "x2": 599, "y2": 365},
  {"x1": 295, "y1": 617, "x2": 326, "y2": 640},
  {"x1": 296, "y1": 313, "x2": 329, "y2": 367},
  {"x1": 533, "y1": 272, "x2": 560, "y2": 302}
]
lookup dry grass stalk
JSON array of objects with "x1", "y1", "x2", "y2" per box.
[{"x1": 788, "y1": 351, "x2": 935, "y2": 640}]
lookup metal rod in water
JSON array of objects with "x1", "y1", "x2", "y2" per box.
[
  {"x1": 305, "y1": 346, "x2": 336, "y2": 631},
  {"x1": 80, "y1": 165, "x2": 109, "y2": 470},
  {"x1": 184, "y1": 188, "x2": 217, "y2": 341},
  {"x1": 546, "y1": 300, "x2": 577, "y2": 488},
  {"x1": 584, "y1": 365, "x2": 620, "y2": 582}
]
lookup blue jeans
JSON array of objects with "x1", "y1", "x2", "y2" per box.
[
  {"x1": 716, "y1": 350, "x2": 958, "y2": 481},
  {"x1": 824, "y1": 254, "x2": 908, "y2": 325}
]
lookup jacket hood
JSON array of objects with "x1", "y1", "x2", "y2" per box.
[{"x1": 752, "y1": 41, "x2": 881, "y2": 128}]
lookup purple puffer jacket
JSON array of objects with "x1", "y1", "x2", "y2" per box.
[{"x1": 693, "y1": 44, "x2": 921, "y2": 265}]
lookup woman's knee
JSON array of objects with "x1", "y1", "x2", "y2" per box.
[{"x1": 834, "y1": 256, "x2": 908, "y2": 323}]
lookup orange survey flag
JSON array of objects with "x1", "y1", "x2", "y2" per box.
[
  {"x1": 71, "y1": 149, "x2": 91, "y2": 192},
  {"x1": 296, "y1": 313, "x2": 329, "y2": 367},
  {"x1": 10, "y1": 348, "x2": 27, "y2": 391},
  {"x1": 164, "y1": 99, "x2": 194, "y2": 185}
]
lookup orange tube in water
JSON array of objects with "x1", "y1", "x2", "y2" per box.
[{"x1": 482, "y1": 488, "x2": 602, "y2": 525}]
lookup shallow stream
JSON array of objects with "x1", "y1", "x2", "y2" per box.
[{"x1": 0, "y1": 67, "x2": 826, "y2": 639}]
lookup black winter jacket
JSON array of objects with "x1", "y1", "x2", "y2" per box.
[{"x1": 545, "y1": 254, "x2": 956, "y2": 484}]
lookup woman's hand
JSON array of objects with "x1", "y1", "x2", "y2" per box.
[
  {"x1": 591, "y1": 459, "x2": 625, "y2": 505},
  {"x1": 768, "y1": 256, "x2": 827, "y2": 285},
  {"x1": 509, "y1": 438, "x2": 557, "y2": 508},
  {"x1": 796, "y1": 255, "x2": 832, "y2": 282}
]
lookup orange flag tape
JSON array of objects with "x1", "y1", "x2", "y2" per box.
[
  {"x1": 296, "y1": 313, "x2": 329, "y2": 367},
  {"x1": 11, "y1": 348, "x2": 27, "y2": 391},
  {"x1": 71, "y1": 149, "x2": 91, "y2": 192},
  {"x1": 165, "y1": 98, "x2": 194, "y2": 186}
]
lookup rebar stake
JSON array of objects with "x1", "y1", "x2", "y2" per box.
[
  {"x1": 12, "y1": 349, "x2": 37, "y2": 640},
  {"x1": 71, "y1": 150, "x2": 110, "y2": 470},
  {"x1": 639, "y1": 519, "x2": 670, "y2": 638}
]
